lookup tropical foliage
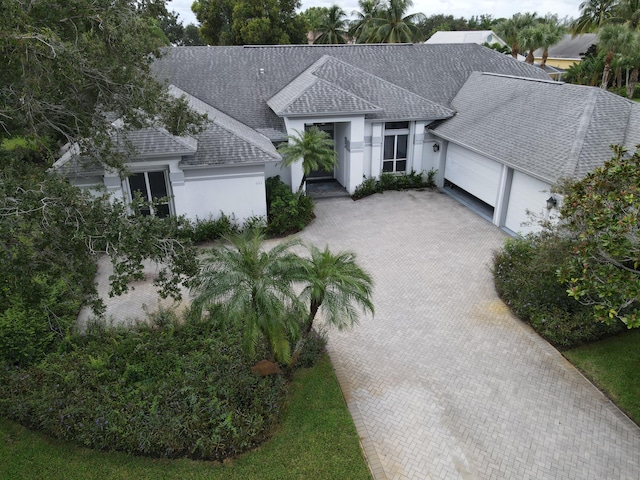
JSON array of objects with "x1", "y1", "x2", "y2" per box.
[
  {"x1": 278, "y1": 127, "x2": 337, "y2": 193},
  {"x1": 190, "y1": 229, "x2": 374, "y2": 365},
  {"x1": 193, "y1": 0, "x2": 307, "y2": 45},
  {"x1": 494, "y1": 146, "x2": 640, "y2": 346},
  {"x1": 313, "y1": 5, "x2": 349, "y2": 44},
  {"x1": 558, "y1": 146, "x2": 640, "y2": 327}
]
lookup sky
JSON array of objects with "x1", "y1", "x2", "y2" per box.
[{"x1": 167, "y1": 0, "x2": 582, "y2": 26}]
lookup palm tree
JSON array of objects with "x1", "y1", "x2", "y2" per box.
[
  {"x1": 349, "y1": 0, "x2": 383, "y2": 43},
  {"x1": 290, "y1": 244, "x2": 374, "y2": 365},
  {"x1": 622, "y1": 32, "x2": 640, "y2": 97},
  {"x1": 495, "y1": 13, "x2": 538, "y2": 59},
  {"x1": 313, "y1": 5, "x2": 349, "y2": 44},
  {"x1": 519, "y1": 25, "x2": 545, "y2": 64},
  {"x1": 538, "y1": 19, "x2": 566, "y2": 69},
  {"x1": 598, "y1": 23, "x2": 636, "y2": 88},
  {"x1": 300, "y1": 245, "x2": 374, "y2": 335},
  {"x1": 368, "y1": 0, "x2": 426, "y2": 43},
  {"x1": 278, "y1": 127, "x2": 337, "y2": 194},
  {"x1": 572, "y1": 0, "x2": 617, "y2": 33},
  {"x1": 612, "y1": 0, "x2": 640, "y2": 30},
  {"x1": 189, "y1": 229, "x2": 305, "y2": 363}
]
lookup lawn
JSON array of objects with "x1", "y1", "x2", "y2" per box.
[
  {"x1": 564, "y1": 328, "x2": 640, "y2": 425},
  {"x1": 0, "y1": 355, "x2": 372, "y2": 480}
]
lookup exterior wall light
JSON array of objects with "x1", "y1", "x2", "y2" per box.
[
  {"x1": 546, "y1": 196, "x2": 557, "y2": 210},
  {"x1": 432, "y1": 143, "x2": 440, "y2": 152}
]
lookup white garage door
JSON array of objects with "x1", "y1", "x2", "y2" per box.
[
  {"x1": 444, "y1": 144, "x2": 502, "y2": 207},
  {"x1": 505, "y1": 171, "x2": 551, "y2": 235}
]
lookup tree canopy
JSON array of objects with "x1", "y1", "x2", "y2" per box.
[
  {"x1": 559, "y1": 146, "x2": 640, "y2": 328},
  {"x1": 193, "y1": 0, "x2": 307, "y2": 45}
]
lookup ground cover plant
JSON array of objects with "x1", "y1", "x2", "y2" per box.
[
  {"x1": 0, "y1": 310, "x2": 288, "y2": 461},
  {"x1": 352, "y1": 169, "x2": 436, "y2": 200},
  {"x1": 0, "y1": 356, "x2": 372, "y2": 480},
  {"x1": 564, "y1": 329, "x2": 640, "y2": 425}
]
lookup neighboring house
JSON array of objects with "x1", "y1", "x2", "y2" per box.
[
  {"x1": 55, "y1": 43, "x2": 639, "y2": 235},
  {"x1": 533, "y1": 33, "x2": 597, "y2": 70},
  {"x1": 426, "y1": 30, "x2": 508, "y2": 48}
]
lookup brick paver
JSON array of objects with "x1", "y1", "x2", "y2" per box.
[
  {"x1": 296, "y1": 190, "x2": 640, "y2": 480},
  {"x1": 88, "y1": 189, "x2": 640, "y2": 479}
]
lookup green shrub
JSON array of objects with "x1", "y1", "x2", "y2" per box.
[
  {"x1": 293, "y1": 330, "x2": 328, "y2": 369},
  {"x1": 0, "y1": 310, "x2": 286, "y2": 461},
  {"x1": 181, "y1": 214, "x2": 237, "y2": 243},
  {"x1": 352, "y1": 169, "x2": 437, "y2": 200},
  {"x1": 265, "y1": 176, "x2": 314, "y2": 236},
  {"x1": 492, "y1": 234, "x2": 625, "y2": 348}
]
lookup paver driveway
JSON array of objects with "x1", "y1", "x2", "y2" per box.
[{"x1": 296, "y1": 190, "x2": 640, "y2": 480}]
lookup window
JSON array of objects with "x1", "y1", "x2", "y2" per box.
[
  {"x1": 383, "y1": 122, "x2": 409, "y2": 173},
  {"x1": 128, "y1": 171, "x2": 171, "y2": 218}
]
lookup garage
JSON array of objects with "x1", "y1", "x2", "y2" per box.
[
  {"x1": 444, "y1": 143, "x2": 502, "y2": 208},
  {"x1": 504, "y1": 171, "x2": 552, "y2": 235}
]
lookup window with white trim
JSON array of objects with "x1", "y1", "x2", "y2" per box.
[
  {"x1": 127, "y1": 171, "x2": 172, "y2": 218},
  {"x1": 383, "y1": 122, "x2": 409, "y2": 173}
]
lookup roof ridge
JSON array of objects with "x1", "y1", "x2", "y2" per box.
[
  {"x1": 317, "y1": 55, "x2": 455, "y2": 117},
  {"x1": 269, "y1": 56, "x2": 329, "y2": 114},
  {"x1": 480, "y1": 72, "x2": 562, "y2": 85},
  {"x1": 562, "y1": 88, "x2": 599, "y2": 178},
  {"x1": 169, "y1": 85, "x2": 279, "y2": 160}
]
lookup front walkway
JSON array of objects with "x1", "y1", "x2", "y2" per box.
[{"x1": 297, "y1": 190, "x2": 640, "y2": 480}]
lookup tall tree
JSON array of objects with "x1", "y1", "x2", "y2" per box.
[
  {"x1": 190, "y1": 229, "x2": 305, "y2": 363},
  {"x1": 349, "y1": 0, "x2": 383, "y2": 43},
  {"x1": 538, "y1": 17, "x2": 566, "y2": 69},
  {"x1": 0, "y1": 0, "x2": 204, "y2": 161},
  {"x1": 598, "y1": 23, "x2": 636, "y2": 87},
  {"x1": 313, "y1": 5, "x2": 349, "y2": 44},
  {"x1": 193, "y1": 0, "x2": 307, "y2": 45},
  {"x1": 278, "y1": 127, "x2": 337, "y2": 193},
  {"x1": 495, "y1": 12, "x2": 538, "y2": 59},
  {"x1": 519, "y1": 25, "x2": 545, "y2": 64},
  {"x1": 571, "y1": 0, "x2": 617, "y2": 33},
  {"x1": 612, "y1": 0, "x2": 640, "y2": 30},
  {"x1": 368, "y1": 0, "x2": 426, "y2": 43}
]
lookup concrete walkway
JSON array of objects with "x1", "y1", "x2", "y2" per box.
[{"x1": 296, "y1": 190, "x2": 640, "y2": 480}]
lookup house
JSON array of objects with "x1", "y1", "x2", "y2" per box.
[
  {"x1": 533, "y1": 34, "x2": 597, "y2": 70},
  {"x1": 426, "y1": 30, "x2": 508, "y2": 48},
  {"x1": 55, "y1": 43, "x2": 639, "y2": 235}
]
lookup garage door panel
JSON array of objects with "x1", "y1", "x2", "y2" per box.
[
  {"x1": 505, "y1": 171, "x2": 551, "y2": 235},
  {"x1": 445, "y1": 144, "x2": 501, "y2": 206}
]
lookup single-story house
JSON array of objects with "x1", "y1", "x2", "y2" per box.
[
  {"x1": 426, "y1": 30, "x2": 508, "y2": 48},
  {"x1": 55, "y1": 43, "x2": 640, "y2": 235},
  {"x1": 533, "y1": 33, "x2": 598, "y2": 70}
]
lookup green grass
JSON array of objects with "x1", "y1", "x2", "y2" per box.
[
  {"x1": 0, "y1": 355, "x2": 372, "y2": 480},
  {"x1": 564, "y1": 328, "x2": 640, "y2": 425}
]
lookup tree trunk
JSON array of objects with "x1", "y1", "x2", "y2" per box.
[
  {"x1": 511, "y1": 42, "x2": 518, "y2": 59},
  {"x1": 628, "y1": 67, "x2": 639, "y2": 99},
  {"x1": 297, "y1": 175, "x2": 306, "y2": 194},
  {"x1": 601, "y1": 51, "x2": 614, "y2": 89},
  {"x1": 525, "y1": 50, "x2": 535, "y2": 64},
  {"x1": 541, "y1": 48, "x2": 549, "y2": 69},
  {"x1": 289, "y1": 298, "x2": 322, "y2": 367}
]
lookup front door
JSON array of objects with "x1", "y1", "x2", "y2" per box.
[{"x1": 307, "y1": 123, "x2": 335, "y2": 180}]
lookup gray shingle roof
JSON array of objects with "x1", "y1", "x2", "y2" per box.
[
  {"x1": 169, "y1": 86, "x2": 280, "y2": 166},
  {"x1": 267, "y1": 57, "x2": 383, "y2": 116},
  {"x1": 624, "y1": 104, "x2": 640, "y2": 151},
  {"x1": 153, "y1": 44, "x2": 549, "y2": 135},
  {"x1": 533, "y1": 34, "x2": 597, "y2": 60},
  {"x1": 430, "y1": 72, "x2": 635, "y2": 183}
]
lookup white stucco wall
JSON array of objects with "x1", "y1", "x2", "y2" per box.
[
  {"x1": 183, "y1": 164, "x2": 267, "y2": 224},
  {"x1": 265, "y1": 160, "x2": 290, "y2": 186},
  {"x1": 505, "y1": 170, "x2": 553, "y2": 235}
]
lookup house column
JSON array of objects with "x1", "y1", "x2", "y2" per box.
[
  {"x1": 103, "y1": 169, "x2": 125, "y2": 202},
  {"x1": 346, "y1": 117, "x2": 365, "y2": 194},
  {"x1": 169, "y1": 168, "x2": 188, "y2": 218},
  {"x1": 412, "y1": 121, "x2": 426, "y2": 172},
  {"x1": 283, "y1": 118, "x2": 306, "y2": 193},
  {"x1": 370, "y1": 123, "x2": 383, "y2": 178}
]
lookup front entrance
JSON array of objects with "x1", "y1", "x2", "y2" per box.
[{"x1": 307, "y1": 123, "x2": 335, "y2": 180}]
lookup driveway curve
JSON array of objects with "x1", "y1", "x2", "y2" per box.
[{"x1": 296, "y1": 190, "x2": 640, "y2": 480}]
